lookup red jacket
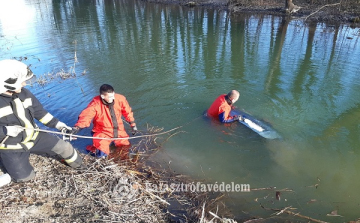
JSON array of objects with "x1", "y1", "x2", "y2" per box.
[
  {"x1": 207, "y1": 94, "x2": 236, "y2": 123},
  {"x1": 75, "y1": 94, "x2": 135, "y2": 137}
]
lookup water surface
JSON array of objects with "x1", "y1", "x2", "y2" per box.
[{"x1": 1, "y1": 0, "x2": 360, "y2": 221}]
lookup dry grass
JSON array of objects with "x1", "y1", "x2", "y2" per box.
[
  {"x1": 0, "y1": 125, "x2": 235, "y2": 223},
  {"x1": 0, "y1": 154, "x2": 169, "y2": 222}
]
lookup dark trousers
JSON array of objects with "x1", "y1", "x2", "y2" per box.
[{"x1": 0, "y1": 132, "x2": 76, "y2": 182}]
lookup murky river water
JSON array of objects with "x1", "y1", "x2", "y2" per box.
[{"x1": 1, "y1": 0, "x2": 360, "y2": 221}]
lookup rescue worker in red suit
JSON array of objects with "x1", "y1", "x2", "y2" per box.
[
  {"x1": 70, "y1": 84, "x2": 137, "y2": 158},
  {"x1": 207, "y1": 90, "x2": 243, "y2": 123},
  {"x1": 0, "y1": 59, "x2": 84, "y2": 183}
]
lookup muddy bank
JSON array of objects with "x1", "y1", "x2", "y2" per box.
[{"x1": 143, "y1": 0, "x2": 360, "y2": 26}]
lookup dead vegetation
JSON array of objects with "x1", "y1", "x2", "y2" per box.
[
  {"x1": 0, "y1": 125, "x2": 235, "y2": 223},
  {"x1": 0, "y1": 154, "x2": 172, "y2": 222},
  {"x1": 1, "y1": 125, "x2": 339, "y2": 222}
]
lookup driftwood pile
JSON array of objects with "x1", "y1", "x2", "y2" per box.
[
  {"x1": 0, "y1": 154, "x2": 169, "y2": 222},
  {"x1": 0, "y1": 126, "x2": 235, "y2": 223}
]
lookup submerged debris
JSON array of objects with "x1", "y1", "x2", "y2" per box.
[{"x1": 30, "y1": 68, "x2": 80, "y2": 87}]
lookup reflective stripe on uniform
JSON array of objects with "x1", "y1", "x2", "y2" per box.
[
  {"x1": 0, "y1": 106, "x2": 13, "y2": 118},
  {"x1": 13, "y1": 98, "x2": 35, "y2": 143},
  {"x1": 0, "y1": 143, "x2": 22, "y2": 149},
  {"x1": 0, "y1": 141, "x2": 34, "y2": 150},
  {"x1": 65, "y1": 150, "x2": 78, "y2": 163},
  {"x1": 26, "y1": 141, "x2": 35, "y2": 149},
  {"x1": 31, "y1": 131, "x2": 39, "y2": 141},
  {"x1": 22, "y1": 98, "x2": 32, "y2": 108},
  {"x1": 39, "y1": 113, "x2": 54, "y2": 125}
]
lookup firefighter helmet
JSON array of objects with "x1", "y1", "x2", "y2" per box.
[{"x1": 0, "y1": 59, "x2": 34, "y2": 93}]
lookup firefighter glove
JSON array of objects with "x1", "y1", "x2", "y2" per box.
[
  {"x1": 55, "y1": 121, "x2": 71, "y2": 131},
  {"x1": 4, "y1": 125, "x2": 23, "y2": 137}
]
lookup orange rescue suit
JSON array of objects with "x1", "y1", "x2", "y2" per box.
[
  {"x1": 207, "y1": 94, "x2": 236, "y2": 123},
  {"x1": 75, "y1": 94, "x2": 135, "y2": 155}
]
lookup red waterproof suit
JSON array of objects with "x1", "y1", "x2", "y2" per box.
[
  {"x1": 207, "y1": 94, "x2": 237, "y2": 123},
  {"x1": 75, "y1": 94, "x2": 135, "y2": 155}
]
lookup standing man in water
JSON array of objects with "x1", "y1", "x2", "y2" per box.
[
  {"x1": 0, "y1": 59, "x2": 84, "y2": 183},
  {"x1": 207, "y1": 90, "x2": 243, "y2": 123},
  {"x1": 70, "y1": 84, "x2": 137, "y2": 159}
]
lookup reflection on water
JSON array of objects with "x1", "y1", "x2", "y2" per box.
[{"x1": 1, "y1": 0, "x2": 360, "y2": 221}]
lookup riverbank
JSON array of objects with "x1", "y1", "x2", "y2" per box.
[
  {"x1": 0, "y1": 154, "x2": 234, "y2": 222},
  {"x1": 144, "y1": 0, "x2": 360, "y2": 26},
  {"x1": 0, "y1": 128, "x2": 235, "y2": 222}
]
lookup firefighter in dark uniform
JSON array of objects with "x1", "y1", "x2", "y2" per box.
[{"x1": 0, "y1": 59, "x2": 84, "y2": 183}]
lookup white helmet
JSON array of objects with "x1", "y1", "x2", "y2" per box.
[{"x1": 0, "y1": 59, "x2": 34, "y2": 94}]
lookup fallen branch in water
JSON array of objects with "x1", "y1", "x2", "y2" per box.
[
  {"x1": 304, "y1": 3, "x2": 341, "y2": 21},
  {"x1": 143, "y1": 187, "x2": 170, "y2": 205},
  {"x1": 251, "y1": 187, "x2": 293, "y2": 192},
  {"x1": 199, "y1": 202, "x2": 237, "y2": 223},
  {"x1": 271, "y1": 206, "x2": 293, "y2": 216},
  {"x1": 260, "y1": 203, "x2": 328, "y2": 223}
]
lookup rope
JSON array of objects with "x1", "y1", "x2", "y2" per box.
[
  {"x1": 16, "y1": 115, "x2": 202, "y2": 141},
  {"x1": 20, "y1": 126, "x2": 182, "y2": 141}
]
